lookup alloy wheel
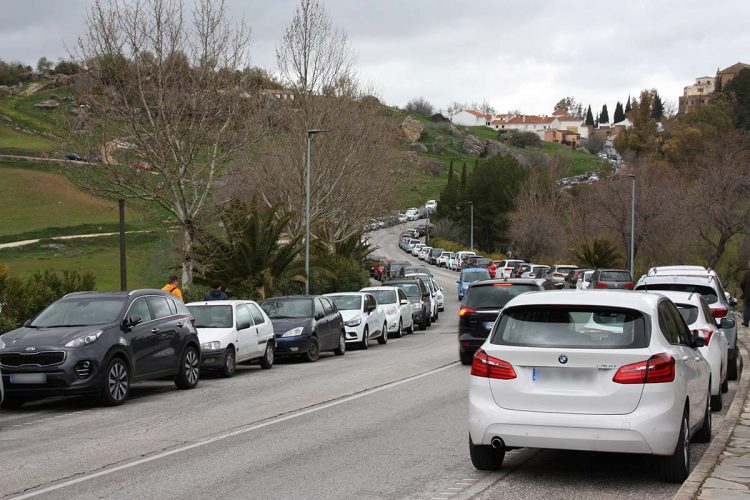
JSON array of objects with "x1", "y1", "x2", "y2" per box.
[
  {"x1": 108, "y1": 361, "x2": 129, "y2": 402},
  {"x1": 185, "y1": 349, "x2": 199, "y2": 385}
]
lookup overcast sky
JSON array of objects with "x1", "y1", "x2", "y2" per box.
[{"x1": 2, "y1": 0, "x2": 748, "y2": 115}]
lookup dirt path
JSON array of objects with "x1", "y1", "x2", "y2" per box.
[{"x1": 0, "y1": 231, "x2": 151, "y2": 250}]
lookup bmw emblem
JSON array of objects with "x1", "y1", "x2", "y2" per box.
[
  {"x1": 25, "y1": 346, "x2": 37, "y2": 352},
  {"x1": 558, "y1": 354, "x2": 568, "y2": 364}
]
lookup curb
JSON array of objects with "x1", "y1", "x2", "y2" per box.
[{"x1": 673, "y1": 338, "x2": 750, "y2": 499}]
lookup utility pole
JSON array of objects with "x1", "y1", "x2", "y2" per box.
[
  {"x1": 118, "y1": 199, "x2": 127, "y2": 291},
  {"x1": 305, "y1": 129, "x2": 327, "y2": 295},
  {"x1": 625, "y1": 174, "x2": 636, "y2": 276}
]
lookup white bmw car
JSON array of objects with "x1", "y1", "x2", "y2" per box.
[{"x1": 469, "y1": 290, "x2": 711, "y2": 483}]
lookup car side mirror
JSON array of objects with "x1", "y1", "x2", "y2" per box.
[
  {"x1": 237, "y1": 322, "x2": 251, "y2": 330},
  {"x1": 691, "y1": 329, "x2": 706, "y2": 348},
  {"x1": 400, "y1": 299, "x2": 408, "y2": 305},
  {"x1": 23, "y1": 319, "x2": 32, "y2": 327},
  {"x1": 315, "y1": 313, "x2": 324, "y2": 321},
  {"x1": 456, "y1": 280, "x2": 460, "y2": 284},
  {"x1": 366, "y1": 305, "x2": 376, "y2": 313},
  {"x1": 122, "y1": 314, "x2": 143, "y2": 329},
  {"x1": 719, "y1": 317, "x2": 736, "y2": 330}
]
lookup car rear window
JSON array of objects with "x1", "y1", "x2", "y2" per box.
[
  {"x1": 475, "y1": 258, "x2": 493, "y2": 266},
  {"x1": 465, "y1": 284, "x2": 543, "y2": 309},
  {"x1": 368, "y1": 290, "x2": 397, "y2": 304},
  {"x1": 635, "y1": 284, "x2": 718, "y2": 304},
  {"x1": 491, "y1": 306, "x2": 648, "y2": 349},
  {"x1": 556, "y1": 266, "x2": 578, "y2": 274},
  {"x1": 393, "y1": 283, "x2": 421, "y2": 297},
  {"x1": 463, "y1": 270, "x2": 491, "y2": 282},
  {"x1": 674, "y1": 303, "x2": 699, "y2": 325},
  {"x1": 601, "y1": 271, "x2": 631, "y2": 281},
  {"x1": 189, "y1": 305, "x2": 233, "y2": 328}
]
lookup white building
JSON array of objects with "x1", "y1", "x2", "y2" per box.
[
  {"x1": 450, "y1": 109, "x2": 490, "y2": 127},
  {"x1": 501, "y1": 115, "x2": 554, "y2": 138}
]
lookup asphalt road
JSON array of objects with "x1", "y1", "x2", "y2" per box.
[{"x1": 0, "y1": 224, "x2": 739, "y2": 500}]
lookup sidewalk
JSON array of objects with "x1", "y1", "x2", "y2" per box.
[{"x1": 675, "y1": 323, "x2": 750, "y2": 499}]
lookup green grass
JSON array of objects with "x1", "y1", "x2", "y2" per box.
[
  {"x1": 0, "y1": 82, "x2": 70, "y2": 133},
  {"x1": 0, "y1": 223, "x2": 144, "y2": 244},
  {"x1": 0, "y1": 125, "x2": 58, "y2": 154},
  {"x1": 0, "y1": 232, "x2": 177, "y2": 291},
  {"x1": 540, "y1": 142, "x2": 603, "y2": 175},
  {"x1": 0, "y1": 163, "x2": 142, "y2": 237}
]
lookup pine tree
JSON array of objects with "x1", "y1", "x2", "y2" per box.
[
  {"x1": 460, "y1": 162, "x2": 467, "y2": 193},
  {"x1": 447, "y1": 159, "x2": 454, "y2": 182},
  {"x1": 650, "y1": 91, "x2": 664, "y2": 120},
  {"x1": 599, "y1": 104, "x2": 609, "y2": 124},
  {"x1": 613, "y1": 102, "x2": 625, "y2": 123},
  {"x1": 625, "y1": 96, "x2": 631, "y2": 114},
  {"x1": 585, "y1": 105, "x2": 594, "y2": 126}
]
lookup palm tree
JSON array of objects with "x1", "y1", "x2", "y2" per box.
[{"x1": 572, "y1": 238, "x2": 623, "y2": 269}]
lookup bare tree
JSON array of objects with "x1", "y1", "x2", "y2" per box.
[
  {"x1": 446, "y1": 101, "x2": 466, "y2": 116},
  {"x1": 404, "y1": 96, "x2": 433, "y2": 116},
  {"x1": 70, "y1": 0, "x2": 260, "y2": 291}
]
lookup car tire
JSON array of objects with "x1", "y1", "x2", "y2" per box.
[
  {"x1": 393, "y1": 320, "x2": 403, "y2": 339},
  {"x1": 304, "y1": 336, "x2": 320, "y2": 362},
  {"x1": 728, "y1": 349, "x2": 739, "y2": 380},
  {"x1": 434, "y1": 310, "x2": 439, "y2": 322},
  {"x1": 722, "y1": 374, "x2": 729, "y2": 393},
  {"x1": 425, "y1": 312, "x2": 432, "y2": 328},
  {"x1": 460, "y1": 350, "x2": 474, "y2": 366},
  {"x1": 695, "y1": 391, "x2": 712, "y2": 442},
  {"x1": 711, "y1": 390, "x2": 723, "y2": 412},
  {"x1": 260, "y1": 342, "x2": 274, "y2": 369},
  {"x1": 469, "y1": 436, "x2": 504, "y2": 471},
  {"x1": 100, "y1": 356, "x2": 130, "y2": 406},
  {"x1": 377, "y1": 323, "x2": 388, "y2": 344},
  {"x1": 658, "y1": 409, "x2": 690, "y2": 482},
  {"x1": 220, "y1": 346, "x2": 236, "y2": 378},
  {"x1": 360, "y1": 327, "x2": 369, "y2": 350},
  {"x1": 333, "y1": 332, "x2": 346, "y2": 356},
  {"x1": 174, "y1": 345, "x2": 200, "y2": 390},
  {"x1": 0, "y1": 396, "x2": 27, "y2": 409}
]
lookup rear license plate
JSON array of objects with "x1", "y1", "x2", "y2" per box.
[
  {"x1": 10, "y1": 373, "x2": 47, "y2": 384},
  {"x1": 484, "y1": 322, "x2": 494, "y2": 330}
]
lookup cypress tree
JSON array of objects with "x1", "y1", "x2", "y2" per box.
[
  {"x1": 599, "y1": 104, "x2": 609, "y2": 124},
  {"x1": 585, "y1": 105, "x2": 594, "y2": 126},
  {"x1": 460, "y1": 162, "x2": 467, "y2": 193},
  {"x1": 613, "y1": 102, "x2": 625, "y2": 123},
  {"x1": 447, "y1": 159, "x2": 454, "y2": 182},
  {"x1": 650, "y1": 91, "x2": 664, "y2": 120},
  {"x1": 625, "y1": 96, "x2": 632, "y2": 114}
]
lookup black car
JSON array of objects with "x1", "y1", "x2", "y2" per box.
[
  {"x1": 382, "y1": 261, "x2": 410, "y2": 282},
  {"x1": 398, "y1": 265, "x2": 432, "y2": 278},
  {"x1": 458, "y1": 279, "x2": 544, "y2": 365},
  {"x1": 261, "y1": 296, "x2": 346, "y2": 362},
  {"x1": 0, "y1": 290, "x2": 200, "y2": 408},
  {"x1": 388, "y1": 279, "x2": 433, "y2": 330}
]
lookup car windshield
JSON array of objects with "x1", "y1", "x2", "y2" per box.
[
  {"x1": 30, "y1": 297, "x2": 125, "y2": 327},
  {"x1": 635, "y1": 283, "x2": 718, "y2": 304},
  {"x1": 675, "y1": 304, "x2": 699, "y2": 325},
  {"x1": 601, "y1": 271, "x2": 632, "y2": 281},
  {"x1": 329, "y1": 295, "x2": 362, "y2": 311},
  {"x1": 475, "y1": 258, "x2": 493, "y2": 266},
  {"x1": 261, "y1": 299, "x2": 313, "y2": 319},
  {"x1": 368, "y1": 290, "x2": 397, "y2": 304},
  {"x1": 465, "y1": 284, "x2": 543, "y2": 309},
  {"x1": 556, "y1": 266, "x2": 578, "y2": 274},
  {"x1": 463, "y1": 270, "x2": 491, "y2": 282},
  {"x1": 188, "y1": 305, "x2": 233, "y2": 328},
  {"x1": 393, "y1": 283, "x2": 421, "y2": 297},
  {"x1": 492, "y1": 306, "x2": 648, "y2": 349}
]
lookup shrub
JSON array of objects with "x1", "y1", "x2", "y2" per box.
[{"x1": 504, "y1": 130, "x2": 540, "y2": 148}]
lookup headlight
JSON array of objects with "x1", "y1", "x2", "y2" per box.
[
  {"x1": 0, "y1": 336, "x2": 5, "y2": 349},
  {"x1": 65, "y1": 330, "x2": 103, "y2": 347},
  {"x1": 282, "y1": 327, "x2": 304, "y2": 337},
  {"x1": 200, "y1": 341, "x2": 221, "y2": 350},
  {"x1": 385, "y1": 306, "x2": 397, "y2": 315},
  {"x1": 411, "y1": 303, "x2": 421, "y2": 310},
  {"x1": 344, "y1": 317, "x2": 362, "y2": 327}
]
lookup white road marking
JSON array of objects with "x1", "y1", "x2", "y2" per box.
[{"x1": 9, "y1": 362, "x2": 458, "y2": 499}]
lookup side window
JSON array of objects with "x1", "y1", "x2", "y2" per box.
[
  {"x1": 128, "y1": 297, "x2": 152, "y2": 322},
  {"x1": 314, "y1": 299, "x2": 326, "y2": 318},
  {"x1": 166, "y1": 298, "x2": 178, "y2": 315},
  {"x1": 322, "y1": 298, "x2": 336, "y2": 316},
  {"x1": 657, "y1": 302, "x2": 679, "y2": 344},
  {"x1": 236, "y1": 304, "x2": 254, "y2": 329},
  {"x1": 247, "y1": 303, "x2": 265, "y2": 325},
  {"x1": 366, "y1": 294, "x2": 376, "y2": 309},
  {"x1": 670, "y1": 306, "x2": 693, "y2": 346},
  {"x1": 699, "y1": 298, "x2": 714, "y2": 324},
  {"x1": 146, "y1": 296, "x2": 171, "y2": 319},
  {"x1": 398, "y1": 289, "x2": 407, "y2": 302}
]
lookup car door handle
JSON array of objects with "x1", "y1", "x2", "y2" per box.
[
  {"x1": 681, "y1": 355, "x2": 689, "y2": 361},
  {"x1": 694, "y1": 357, "x2": 701, "y2": 361},
  {"x1": 151, "y1": 328, "x2": 160, "y2": 333},
  {"x1": 176, "y1": 322, "x2": 183, "y2": 328}
]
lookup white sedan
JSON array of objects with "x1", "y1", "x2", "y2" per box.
[
  {"x1": 655, "y1": 290, "x2": 729, "y2": 411},
  {"x1": 360, "y1": 286, "x2": 414, "y2": 337},
  {"x1": 325, "y1": 292, "x2": 387, "y2": 349},
  {"x1": 186, "y1": 300, "x2": 276, "y2": 377},
  {"x1": 469, "y1": 290, "x2": 711, "y2": 483}
]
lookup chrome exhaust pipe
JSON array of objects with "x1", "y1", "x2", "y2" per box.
[{"x1": 491, "y1": 437, "x2": 504, "y2": 449}]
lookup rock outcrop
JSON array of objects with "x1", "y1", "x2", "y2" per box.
[
  {"x1": 401, "y1": 115, "x2": 423, "y2": 142},
  {"x1": 462, "y1": 134, "x2": 485, "y2": 157}
]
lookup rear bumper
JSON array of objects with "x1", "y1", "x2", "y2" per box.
[
  {"x1": 458, "y1": 331, "x2": 489, "y2": 357},
  {"x1": 468, "y1": 376, "x2": 683, "y2": 456}
]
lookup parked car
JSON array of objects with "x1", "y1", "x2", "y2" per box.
[
  {"x1": 418, "y1": 246, "x2": 433, "y2": 261},
  {"x1": 186, "y1": 300, "x2": 275, "y2": 377},
  {"x1": 431, "y1": 278, "x2": 445, "y2": 312},
  {"x1": 455, "y1": 251, "x2": 476, "y2": 271},
  {"x1": 511, "y1": 263, "x2": 533, "y2": 278},
  {"x1": 0, "y1": 290, "x2": 201, "y2": 408},
  {"x1": 397, "y1": 213, "x2": 407, "y2": 224},
  {"x1": 579, "y1": 270, "x2": 595, "y2": 289},
  {"x1": 493, "y1": 260, "x2": 526, "y2": 279},
  {"x1": 589, "y1": 269, "x2": 634, "y2": 290},
  {"x1": 446, "y1": 253, "x2": 460, "y2": 271},
  {"x1": 383, "y1": 261, "x2": 410, "y2": 282},
  {"x1": 458, "y1": 278, "x2": 545, "y2": 365},
  {"x1": 428, "y1": 247, "x2": 446, "y2": 265},
  {"x1": 550, "y1": 264, "x2": 579, "y2": 288},
  {"x1": 526, "y1": 265, "x2": 550, "y2": 279},
  {"x1": 388, "y1": 279, "x2": 433, "y2": 330},
  {"x1": 468, "y1": 290, "x2": 711, "y2": 483},
  {"x1": 464, "y1": 255, "x2": 485, "y2": 270},
  {"x1": 563, "y1": 269, "x2": 591, "y2": 289},
  {"x1": 64, "y1": 152, "x2": 83, "y2": 161},
  {"x1": 437, "y1": 252, "x2": 455, "y2": 268},
  {"x1": 260, "y1": 296, "x2": 346, "y2": 362},
  {"x1": 360, "y1": 286, "x2": 414, "y2": 337},
  {"x1": 405, "y1": 208, "x2": 419, "y2": 221},
  {"x1": 411, "y1": 243, "x2": 425, "y2": 257},
  {"x1": 652, "y1": 290, "x2": 730, "y2": 411},
  {"x1": 324, "y1": 293, "x2": 387, "y2": 349},
  {"x1": 457, "y1": 268, "x2": 492, "y2": 301},
  {"x1": 425, "y1": 200, "x2": 438, "y2": 212},
  {"x1": 635, "y1": 270, "x2": 740, "y2": 380},
  {"x1": 473, "y1": 258, "x2": 497, "y2": 278}
]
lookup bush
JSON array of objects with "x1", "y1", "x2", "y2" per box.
[
  {"x1": 504, "y1": 130, "x2": 540, "y2": 148},
  {"x1": 0, "y1": 269, "x2": 96, "y2": 333}
]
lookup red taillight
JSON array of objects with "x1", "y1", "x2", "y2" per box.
[
  {"x1": 698, "y1": 328, "x2": 714, "y2": 345},
  {"x1": 493, "y1": 283, "x2": 513, "y2": 287},
  {"x1": 595, "y1": 282, "x2": 609, "y2": 288},
  {"x1": 471, "y1": 349, "x2": 517, "y2": 379},
  {"x1": 624, "y1": 282, "x2": 634, "y2": 290},
  {"x1": 505, "y1": 267, "x2": 513, "y2": 271},
  {"x1": 459, "y1": 307, "x2": 477, "y2": 317},
  {"x1": 613, "y1": 353, "x2": 675, "y2": 384},
  {"x1": 710, "y1": 307, "x2": 728, "y2": 319}
]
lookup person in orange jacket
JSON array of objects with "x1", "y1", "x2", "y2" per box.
[{"x1": 161, "y1": 275, "x2": 183, "y2": 301}]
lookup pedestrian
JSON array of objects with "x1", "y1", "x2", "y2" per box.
[
  {"x1": 161, "y1": 275, "x2": 183, "y2": 301},
  {"x1": 740, "y1": 260, "x2": 750, "y2": 327},
  {"x1": 204, "y1": 280, "x2": 228, "y2": 301}
]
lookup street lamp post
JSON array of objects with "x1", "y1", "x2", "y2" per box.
[
  {"x1": 625, "y1": 174, "x2": 636, "y2": 276},
  {"x1": 305, "y1": 129, "x2": 327, "y2": 296},
  {"x1": 458, "y1": 201, "x2": 474, "y2": 251}
]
